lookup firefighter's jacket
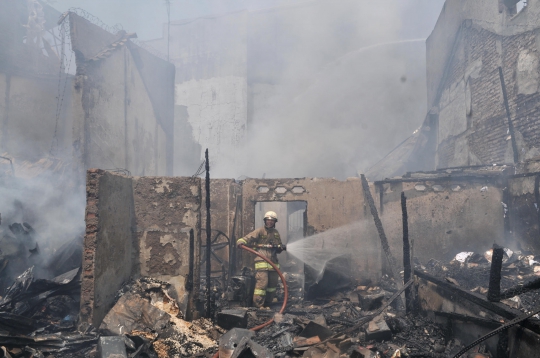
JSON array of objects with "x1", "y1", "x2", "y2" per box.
[{"x1": 237, "y1": 226, "x2": 282, "y2": 270}]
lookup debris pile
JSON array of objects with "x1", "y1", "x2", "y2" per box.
[
  {"x1": 98, "y1": 277, "x2": 219, "y2": 357},
  {"x1": 211, "y1": 277, "x2": 474, "y2": 358},
  {"x1": 418, "y1": 248, "x2": 540, "y2": 312},
  {"x1": 0, "y1": 266, "x2": 96, "y2": 357}
]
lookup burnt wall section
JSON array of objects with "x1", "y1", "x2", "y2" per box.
[
  {"x1": 241, "y1": 178, "x2": 381, "y2": 282},
  {"x1": 69, "y1": 13, "x2": 173, "y2": 179},
  {"x1": 508, "y1": 161, "x2": 540, "y2": 252},
  {"x1": 81, "y1": 172, "x2": 202, "y2": 326},
  {"x1": 378, "y1": 176, "x2": 506, "y2": 263},
  {"x1": 132, "y1": 177, "x2": 201, "y2": 316},
  {"x1": 80, "y1": 169, "x2": 134, "y2": 328}
]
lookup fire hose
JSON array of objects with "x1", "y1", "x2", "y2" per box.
[{"x1": 212, "y1": 244, "x2": 289, "y2": 358}]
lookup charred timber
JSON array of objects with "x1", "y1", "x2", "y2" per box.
[
  {"x1": 499, "y1": 276, "x2": 540, "y2": 300},
  {"x1": 415, "y1": 270, "x2": 540, "y2": 334},
  {"x1": 402, "y1": 192, "x2": 413, "y2": 313},
  {"x1": 487, "y1": 245, "x2": 504, "y2": 302},
  {"x1": 360, "y1": 174, "x2": 403, "y2": 310}
]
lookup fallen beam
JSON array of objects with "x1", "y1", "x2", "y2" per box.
[{"x1": 415, "y1": 270, "x2": 540, "y2": 334}]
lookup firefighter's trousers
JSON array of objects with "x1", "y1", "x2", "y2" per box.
[{"x1": 253, "y1": 270, "x2": 279, "y2": 308}]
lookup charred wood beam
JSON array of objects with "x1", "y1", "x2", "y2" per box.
[
  {"x1": 415, "y1": 270, "x2": 540, "y2": 334},
  {"x1": 535, "y1": 175, "x2": 540, "y2": 233},
  {"x1": 487, "y1": 245, "x2": 504, "y2": 302},
  {"x1": 498, "y1": 67, "x2": 519, "y2": 164},
  {"x1": 432, "y1": 311, "x2": 501, "y2": 329},
  {"x1": 360, "y1": 174, "x2": 403, "y2": 309},
  {"x1": 205, "y1": 149, "x2": 212, "y2": 318},
  {"x1": 499, "y1": 276, "x2": 540, "y2": 300},
  {"x1": 401, "y1": 192, "x2": 413, "y2": 313},
  {"x1": 186, "y1": 229, "x2": 194, "y2": 292}
]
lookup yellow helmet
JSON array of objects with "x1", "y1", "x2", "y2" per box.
[{"x1": 264, "y1": 211, "x2": 278, "y2": 222}]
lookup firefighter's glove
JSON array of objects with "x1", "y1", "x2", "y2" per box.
[{"x1": 236, "y1": 238, "x2": 247, "y2": 248}]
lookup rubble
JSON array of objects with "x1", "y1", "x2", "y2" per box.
[{"x1": 419, "y1": 247, "x2": 540, "y2": 313}]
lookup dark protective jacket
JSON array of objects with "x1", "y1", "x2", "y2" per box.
[{"x1": 237, "y1": 226, "x2": 282, "y2": 269}]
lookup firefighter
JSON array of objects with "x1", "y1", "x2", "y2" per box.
[{"x1": 236, "y1": 211, "x2": 284, "y2": 308}]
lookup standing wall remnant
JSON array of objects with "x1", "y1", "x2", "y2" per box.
[
  {"x1": 80, "y1": 169, "x2": 135, "y2": 327},
  {"x1": 80, "y1": 170, "x2": 201, "y2": 327},
  {"x1": 69, "y1": 13, "x2": 175, "y2": 180}
]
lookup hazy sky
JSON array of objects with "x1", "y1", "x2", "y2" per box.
[
  {"x1": 50, "y1": 0, "x2": 314, "y2": 40},
  {"x1": 49, "y1": 0, "x2": 445, "y2": 41}
]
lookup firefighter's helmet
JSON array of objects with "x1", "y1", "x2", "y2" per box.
[{"x1": 264, "y1": 211, "x2": 278, "y2": 222}]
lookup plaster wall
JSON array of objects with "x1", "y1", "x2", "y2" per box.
[
  {"x1": 132, "y1": 176, "x2": 201, "y2": 316},
  {"x1": 378, "y1": 178, "x2": 505, "y2": 264}
]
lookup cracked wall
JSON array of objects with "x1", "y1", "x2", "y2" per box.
[
  {"x1": 146, "y1": 11, "x2": 248, "y2": 174},
  {"x1": 133, "y1": 176, "x2": 201, "y2": 317},
  {"x1": 81, "y1": 170, "x2": 201, "y2": 327}
]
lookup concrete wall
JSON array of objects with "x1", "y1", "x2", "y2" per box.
[
  {"x1": 70, "y1": 13, "x2": 173, "y2": 179},
  {"x1": 377, "y1": 176, "x2": 506, "y2": 264},
  {"x1": 80, "y1": 169, "x2": 135, "y2": 327},
  {"x1": 0, "y1": 1, "x2": 72, "y2": 162},
  {"x1": 132, "y1": 176, "x2": 201, "y2": 316},
  {"x1": 0, "y1": 73, "x2": 73, "y2": 161}
]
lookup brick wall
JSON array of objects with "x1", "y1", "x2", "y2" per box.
[{"x1": 436, "y1": 23, "x2": 540, "y2": 168}]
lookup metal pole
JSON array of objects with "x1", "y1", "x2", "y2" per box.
[
  {"x1": 166, "y1": 0, "x2": 171, "y2": 62},
  {"x1": 205, "y1": 149, "x2": 212, "y2": 318}
]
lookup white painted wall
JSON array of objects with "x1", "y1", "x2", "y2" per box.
[{"x1": 175, "y1": 76, "x2": 247, "y2": 174}]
